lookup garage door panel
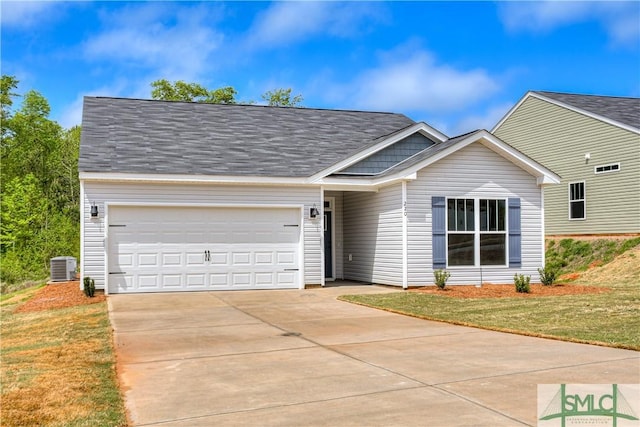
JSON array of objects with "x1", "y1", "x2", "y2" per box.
[
  {"x1": 277, "y1": 251, "x2": 296, "y2": 265},
  {"x1": 162, "y1": 253, "x2": 182, "y2": 266},
  {"x1": 209, "y1": 273, "x2": 229, "y2": 287},
  {"x1": 117, "y1": 253, "x2": 134, "y2": 268},
  {"x1": 108, "y1": 206, "x2": 301, "y2": 293},
  {"x1": 163, "y1": 275, "x2": 182, "y2": 288},
  {"x1": 210, "y1": 252, "x2": 228, "y2": 265},
  {"x1": 254, "y1": 252, "x2": 274, "y2": 265},
  {"x1": 232, "y1": 252, "x2": 251, "y2": 265},
  {"x1": 186, "y1": 252, "x2": 205, "y2": 265},
  {"x1": 138, "y1": 253, "x2": 159, "y2": 267},
  {"x1": 255, "y1": 273, "x2": 275, "y2": 285},
  {"x1": 138, "y1": 275, "x2": 159, "y2": 289},
  {"x1": 277, "y1": 272, "x2": 296, "y2": 285},
  {"x1": 232, "y1": 273, "x2": 251, "y2": 287},
  {"x1": 186, "y1": 274, "x2": 206, "y2": 288}
]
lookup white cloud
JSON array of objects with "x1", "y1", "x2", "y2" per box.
[
  {"x1": 246, "y1": 2, "x2": 385, "y2": 48},
  {"x1": 344, "y1": 50, "x2": 499, "y2": 113},
  {"x1": 57, "y1": 80, "x2": 130, "y2": 128},
  {"x1": 83, "y1": 3, "x2": 224, "y2": 82},
  {"x1": 499, "y1": 1, "x2": 640, "y2": 46},
  {"x1": 450, "y1": 102, "x2": 514, "y2": 136},
  {"x1": 0, "y1": 0, "x2": 59, "y2": 28}
]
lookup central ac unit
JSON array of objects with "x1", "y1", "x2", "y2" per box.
[{"x1": 50, "y1": 256, "x2": 77, "y2": 281}]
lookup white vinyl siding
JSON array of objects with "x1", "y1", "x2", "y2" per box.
[
  {"x1": 343, "y1": 185, "x2": 403, "y2": 285},
  {"x1": 81, "y1": 181, "x2": 322, "y2": 289},
  {"x1": 494, "y1": 96, "x2": 640, "y2": 235},
  {"x1": 406, "y1": 142, "x2": 543, "y2": 286}
]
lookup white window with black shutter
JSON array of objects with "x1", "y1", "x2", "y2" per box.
[{"x1": 432, "y1": 196, "x2": 521, "y2": 268}]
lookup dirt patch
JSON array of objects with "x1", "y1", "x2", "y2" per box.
[
  {"x1": 409, "y1": 283, "x2": 609, "y2": 298},
  {"x1": 15, "y1": 281, "x2": 105, "y2": 313}
]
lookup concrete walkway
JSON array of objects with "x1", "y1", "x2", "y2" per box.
[{"x1": 109, "y1": 285, "x2": 640, "y2": 426}]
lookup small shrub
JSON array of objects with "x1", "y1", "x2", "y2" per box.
[
  {"x1": 433, "y1": 269, "x2": 451, "y2": 289},
  {"x1": 538, "y1": 265, "x2": 558, "y2": 286},
  {"x1": 83, "y1": 276, "x2": 95, "y2": 298},
  {"x1": 514, "y1": 273, "x2": 531, "y2": 293}
]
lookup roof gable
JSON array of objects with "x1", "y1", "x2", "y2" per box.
[
  {"x1": 79, "y1": 97, "x2": 416, "y2": 178},
  {"x1": 320, "y1": 130, "x2": 560, "y2": 187},
  {"x1": 334, "y1": 132, "x2": 437, "y2": 175},
  {"x1": 493, "y1": 91, "x2": 640, "y2": 134}
]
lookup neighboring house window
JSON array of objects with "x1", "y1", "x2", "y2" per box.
[
  {"x1": 594, "y1": 163, "x2": 620, "y2": 174},
  {"x1": 569, "y1": 182, "x2": 586, "y2": 220},
  {"x1": 445, "y1": 198, "x2": 507, "y2": 266}
]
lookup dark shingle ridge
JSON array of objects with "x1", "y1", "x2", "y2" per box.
[
  {"x1": 89, "y1": 95, "x2": 411, "y2": 117},
  {"x1": 534, "y1": 91, "x2": 640, "y2": 130},
  {"x1": 79, "y1": 97, "x2": 417, "y2": 177}
]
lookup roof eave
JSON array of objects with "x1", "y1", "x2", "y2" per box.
[{"x1": 79, "y1": 171, "x2": 316, "y2": 186}]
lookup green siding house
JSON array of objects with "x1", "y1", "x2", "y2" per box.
[{"x1": 493, "y1": 91, "x2": 640, "y2": 236}]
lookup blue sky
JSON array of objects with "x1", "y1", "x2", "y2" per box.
[{"x1": 2, "y1": 1, "x2": 639, "y2": 136}]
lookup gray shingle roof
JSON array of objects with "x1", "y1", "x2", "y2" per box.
[
  {"x1": 534, "y1": 91, "x2": 640, "y2": 130},
  {"x1": 79, "y1": 97, "x2": 416, "y2": 177}
]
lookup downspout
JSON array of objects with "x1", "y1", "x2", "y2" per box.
[
  {"x1": 402, "y1": 181, "x2": 408, "y2": 289},
  {"x1": 541, "y1": 186, "x2": 546, "y2": 268},
  {"x1": 320, "y1": 186, "x2": 325, "y2": 287},
  {"x1": 79, "y1": 180, "x2": 85, "y2": 290}
]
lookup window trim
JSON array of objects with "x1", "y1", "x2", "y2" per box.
[
  {"x1": 594, "y1": 163, "x2": 620, "y2": 175},
  {"x1": 445, "y1": 197, "x2": 509, "y2": 268},
  {"x1": 568, "y1": 181, "x2": 586, "y2": 221}
]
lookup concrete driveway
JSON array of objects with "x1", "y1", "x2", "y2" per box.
[{"x1": 109, "y1": 285, "x2": 640, "y2": 426}]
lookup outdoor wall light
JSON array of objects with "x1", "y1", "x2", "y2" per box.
[
  {"x1": 90, "y1": 203, "x2": 99, "y2": 217},
  {"x1": 310, "y1": 206, "x2": 320, "y2": 219}
]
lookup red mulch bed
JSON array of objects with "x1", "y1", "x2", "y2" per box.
[
  {"x1": 15, "y1": 281, "x2": 106, "y2": 313},
  {"x1": 13, "y1": 280, "x2": 609, "y2": 313},
  {"x1": 409, "y1": 283, "x2": 609, "y2": 298}
]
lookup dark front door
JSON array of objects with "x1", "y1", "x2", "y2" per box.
[{"x1": 324, "y1": 211, "x2": 332, "y2": 278}]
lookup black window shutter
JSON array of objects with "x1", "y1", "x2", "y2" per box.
[
  {"x1": 508, "y1": 198, "x2": 521, "y2": 268},
  {"x1": 432, "y1": 197, "x2": 446, "y2": 269}
]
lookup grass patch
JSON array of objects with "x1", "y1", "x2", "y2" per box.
[
  {"x1": 546, "y1": 236, "x2": 640, "y2": 275},
  {"x1": 340, "y1": 242, "x2": 640, "y2": 350},
  {"x1": 0, "y1": 281, "x2": 45, "y2": 302},
  {"x1": 1, "y1": 298, "x2": 127, "y2": 426}
]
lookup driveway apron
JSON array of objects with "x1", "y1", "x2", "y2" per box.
[{"x1": 108, "y1": 285, "x2": 640, "y2": 426}]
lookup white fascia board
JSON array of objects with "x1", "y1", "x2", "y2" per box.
[
  {"x1": 318, "y1": 172, "x2": 418, "y2": 191},
  {"x1": 308, "y1": 122, "x2": 448, "y2": 182},
  {"x1": 79, "y1": 172, "x2": 314, "y2": 186},
  {"x1": 491, "y1": 91, "x2": 531, "y2": 133},
  {"x1": 319, "y1": 180, "x2": 380, "y2": 192}
]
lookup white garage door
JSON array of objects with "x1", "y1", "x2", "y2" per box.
[{"x1": 108, "y1": 206, "x2": 301, "y2": 293}]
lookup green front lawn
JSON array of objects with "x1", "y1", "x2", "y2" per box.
[{"x1": 340, "y1": 248, "x2": 640, "y2": 350}]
